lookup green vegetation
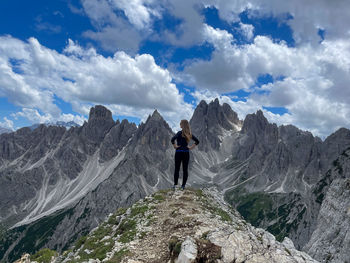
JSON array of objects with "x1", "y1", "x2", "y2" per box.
[
  {"x1": 115, "y1": 207, "x2": 127, "y2": 216},
  {"x1": 153, "y1": 194, "x2": 166, "y2": 202},
  {"x1": 1, "y1": 207, "x2": 74, "y2": 263},
  {"x1": 107, "y1": 216, "x2": 118, "y2": 225},
  {"x1": 139, "y1": 231, "x2": 147, "y2": 239},
  {"x1": 194, "y1": 189, "x2": 204, "y2": 198},
  {"x1": 30, "y1": 248, "x2": 58, "y2": 263},
  {"x1": 266, "y1": 204, "x2": 306, "y2": 242},
  {"x1": 106, "y1": 207, "x2": 127, "y2": 225},
  {"x1": 74, "y1": 235, "x2": 87, "y2": 249},
  {"x1": 168, "y1": 236, "x2": 182, "y2": 259},
  {"x1": 196, "y1": 190, "x2": 232, "y2": 222},
  {"x1": 225, "y1": 188, "x2": 307, "y2": 242},
  {"x1": 115, "y1": 219, "x2": 137, "y2": 243},
  {"x1": 75, "y1": 224, "x2": 115, "y2": 261},
  {"x1": 227, "y1": 191, "x2": 273, "y2": 225},
  {"x1": 78, "y1": 237, "x2": 114, "y2": 261},
  {"x1": 62, "y1": 249, "x2": 73, "y2": 257},
  {"x1": 119, "y1": 229, "x2": 137, "y2": 243},
  {"x1": 91, "y1": 225, "x2": 113, "y2": 240},
  {"x1": 130, "y1": 205, "x2": 149, "y2": 218},
  {"x1": 201, "y1": 231, "x2": 210, "y2": 240}
]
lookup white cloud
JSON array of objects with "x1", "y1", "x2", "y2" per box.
[
  {"x1": 58, "y1": 113, "x2": 87, "y2": 126},
  {"x1": 206, "y1": 0, "x2": 350, "y2": 44},
  {"x1": 182, "y1": 25, "x2": 350, "y2": 138},
  {"x1": 239, "y1": 22, "x2": 254, "y2": 41},
  {"x1": 0, "y1": 117, "x2": 14, "y2": 130},
  {"x1": 79, "y1": 0, "x2": 162, "y2": 52},
  {"x1": 75, "y1": 0, "x2": 350, "y2": 52},
  {"x1": 12, "y1": 108, "x2": 53, "y2": 124},
  {"x1": 11, "y1": 108, "x2": 87, "y2": 126},
  {"x1": 83, "y1": 21, "x2": 142, "y2": 54},
  {"x1": 78, "y1": 0, "x2": 145, "y2": 53},
  {"x1": 0, "y1": 36, "x2": 193, "y2": 130},
  {"x1": 110, "y1": 0, "x2": 161, "y2": 30}
]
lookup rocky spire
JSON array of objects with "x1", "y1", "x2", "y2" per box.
[
  {"x1": 82, "y1": 105, "x2": 116, "y2": 144},
  {"x1": 241, "y1": 109, "x2": 269, "y2": 134},
  {"x1": 190, "y1": 99, "x2": 242, "y2": 151},
  {"x1": 88, "y1": 105, "x2": 114, "y2": 123},
  {"x1": 128, "y1": 109, "x2": 173, "y2": 154}
]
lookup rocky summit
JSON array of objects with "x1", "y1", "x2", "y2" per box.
[{"x1": 15, "y1": 188, "x2": 318, "y2": 263}]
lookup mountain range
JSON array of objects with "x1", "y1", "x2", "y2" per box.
[{"x1": 0, "y1": 99, "x2": 349, "y2": 262}]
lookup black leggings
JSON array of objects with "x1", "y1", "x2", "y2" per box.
[{"x1": 174, "y1": 151, "x2": 190, "y2": 187}]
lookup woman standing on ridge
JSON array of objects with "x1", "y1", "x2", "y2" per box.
[{"x1": 171, "y1": 119, "x2": 200, "y2": 190}]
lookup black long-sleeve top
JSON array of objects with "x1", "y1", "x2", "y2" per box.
[{"x1": 171, "y1": 130, "x2": 200, "y2": 152}]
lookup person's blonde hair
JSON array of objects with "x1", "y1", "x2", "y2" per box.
[{"x1": 180, "y1": 119, "x2": 192, "y2": 142}]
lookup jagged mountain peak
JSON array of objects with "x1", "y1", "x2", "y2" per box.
[
  {"x1": 20, "y1": 188, "x2": 318, "y2": 263},
  {"x1": 324, "y1": 127, "x2": 350, "y2": 143},
  {"x1": 139, "y1": 109, "x2": 171, "y2": 132},
  {"x1": 127, "y1": 109, "x2": 172, "y2": 154},
  {"x1": 278, "y1": 124, "x2": 315, "y2": 141},
  {"x1": 88, "y1": 105, "x2": 114, "y2": 123},
  {"x1": 190, "y1": 98, "x2": 242, "y2": 151},
  {"x1": 191, "y1": 98, "x2": 241, "y2": 126},
  {"x1": 144, "y1": 108, "x2": 166, "y2": 124},
  {"x1": 241, "y1": 109, "x2": 271, "y2": 134},
  {"x1": 151, "y1": 108, "x2": 162, "y2": 119},
  {"x1": 82, "y1": 105, "x2": 116, "y2": 145}
]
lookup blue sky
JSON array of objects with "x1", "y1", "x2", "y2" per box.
[{"x1": 1, "y1": 0, "x2": 350, "y2": 138}]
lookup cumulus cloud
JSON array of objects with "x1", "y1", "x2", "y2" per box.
[
  {"x1": 205, "y1": 0, "x2": 350, "y2": 44},
  {"x1": 12, "y1": 108, "x2": 54, "y2": 124},
  {"x1": 110, "y1": 0, "x2": 161, "y2": 30},
  {"x1": 182, "y1": 25, "x2": 350, "y2": 138},
  {"x1": 0, "y1": 36, "x2": 193, "y2": 130},
  {"x1": 79, "y1": 0, "x2": 163, "y2": 52},
  {"x1": 77, "y1": 0, "x2": 350, "y2": 52},
  {"x1": 11, "y1": 108, "x2": 87, "y2": 126},
  {"x1": 0, "y1": 117, "x2": 14, "y2": 130},
  {"x1": 239, "y1": 22, "x2": 254, "y2": 41}
]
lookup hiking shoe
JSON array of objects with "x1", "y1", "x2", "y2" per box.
[
  {"x1": 172, "y1": 185, "x2": 177, "y2": 191},
  {"x1": 181, "y1": 185, "x2": 185, "y2": 190}
]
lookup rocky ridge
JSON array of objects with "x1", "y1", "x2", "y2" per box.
[
  {"x1": 17, "y1": 188, "x2": 318, "y2": 263},
  {"x1": 0, "y1": 127, "x2": 12, "y2": 135}
]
